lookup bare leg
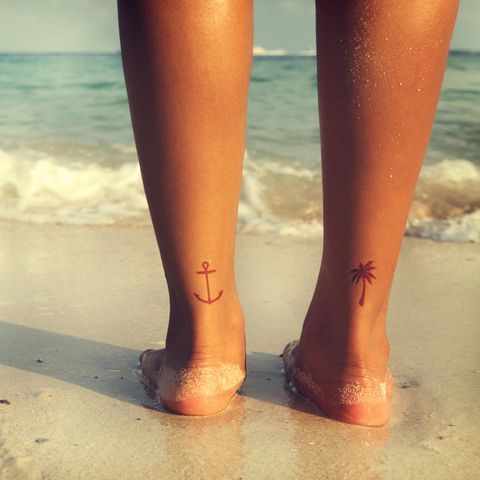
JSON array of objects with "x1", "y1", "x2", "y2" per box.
[
  {"x1": 118, "y1": 0, "x2": 252, "y2": 415},
  {"x1": 284, "y1": 0, "x2": 458, "y2": 425}
]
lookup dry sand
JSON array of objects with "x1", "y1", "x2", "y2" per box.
[{"x1": 0, "y1": 222, "x2": 479, "y2": 479}]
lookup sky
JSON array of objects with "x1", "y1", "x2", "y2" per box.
[{"x1": 0, "y1": 0, "x2": 479, "y2": 53}]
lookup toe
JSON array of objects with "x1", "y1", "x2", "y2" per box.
[
  {"x1": 139, "y1": 349, "x2": 166, "y2": 387},
  {"x1": 139, "y1": 349, "x2": 154, "y2": 366},
  {"x1": 281, "y1": 340, "x2": 299, "y2": 377}
]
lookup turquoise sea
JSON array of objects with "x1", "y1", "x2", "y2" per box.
[{"x1": 0, "y1": 52, "x2": 479, "y2": 241}]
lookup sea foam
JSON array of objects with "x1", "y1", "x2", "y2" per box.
[
  {"x1": 0, "y1": 147, "x2": 147, "y2": 225},
  {"x1": 0, "y1": 147, "x2": 479, "y2": 243}
]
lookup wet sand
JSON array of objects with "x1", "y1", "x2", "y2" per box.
[{"x1": 0, "y1": 222, "x2": 479, "y2": 479}]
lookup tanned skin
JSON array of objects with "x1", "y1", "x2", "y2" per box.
[
  {"x1": 292, "y1": 0, "x2": 459, "y2": 425},
  {"x1": 118, "y1": 0, "x2": 252, "y2": 415},
  {"x1": 118, "y1": 0, "x2": 458, "y2": 422}
]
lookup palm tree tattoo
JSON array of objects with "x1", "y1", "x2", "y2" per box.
[{"x1": 350, "y1": 260, "x2": 377, "y2": 307}]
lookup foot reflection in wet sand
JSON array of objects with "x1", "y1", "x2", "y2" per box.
[
  {"x1": 142, "y1": 394, "x2": 246, "y2": 479},
  {"x1": 136, "y1": 351, "x2": 391, "y2": 479},
  {"x1": 287, "y1": 392, "x2": 391, "y2": 478}
]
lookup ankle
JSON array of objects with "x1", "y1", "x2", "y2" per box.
[
  {"x1": 165, "y1": 291, "x2": 245, "y2": 366},
  {"x1": 299, "y1": 308, "x2": 390, "y2": 378}
]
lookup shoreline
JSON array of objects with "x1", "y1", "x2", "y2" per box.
[{"x1": 0, "y1": 218, "x2": 478, "y2": 244}]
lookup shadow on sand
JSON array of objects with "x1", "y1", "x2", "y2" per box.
[{"x1": 0, "y1": 320, "x2": 320, "y2": 416}]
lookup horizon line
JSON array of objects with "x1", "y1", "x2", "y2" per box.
[{"x1": 0, "y1": 48, "x2": 478, "y2": 56}]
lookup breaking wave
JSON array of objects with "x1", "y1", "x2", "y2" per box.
[{"x1": 0, "y1": 145, "x2": 479, "y2": 243}]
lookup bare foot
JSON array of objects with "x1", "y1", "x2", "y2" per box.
[
  {"x1": 282, "y1": 340, "x2": 393, "y2": 426},
  {"x1": 139, "y1": 306, "x2": 246, "y2": 416},
  {"x1": 139, "y1": 349, "x2": 245, "y2": 415}
]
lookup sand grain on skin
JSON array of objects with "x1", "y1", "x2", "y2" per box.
[{"x1": 158, "y1": 363, "x2": 245, "y2": 402}]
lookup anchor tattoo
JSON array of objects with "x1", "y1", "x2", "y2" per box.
[
  {"x1": 350, "y1": 260, "x2": 377, "y2": 307},
  {"x1": 194, "y1": 261, "x2": 223, "y2": 305}
]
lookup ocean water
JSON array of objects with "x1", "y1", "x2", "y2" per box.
[{"x1": 0, "y1": 52, "x2": 479, "y2": 242}]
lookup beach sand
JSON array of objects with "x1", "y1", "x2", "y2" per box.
[{"x1": 0, "y1": 222, "x2": 479, "y2": 479}]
